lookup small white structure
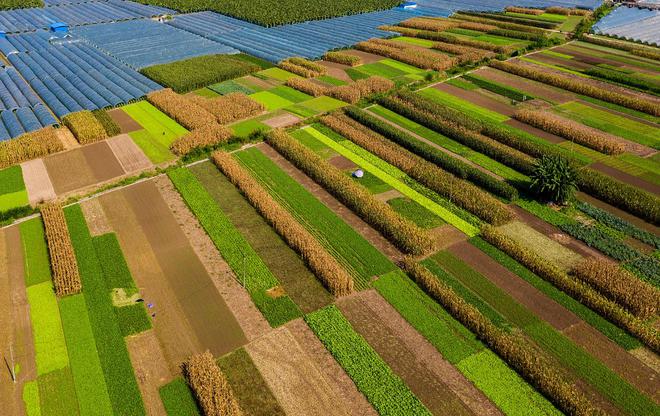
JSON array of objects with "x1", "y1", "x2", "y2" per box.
[{"x1": 353, "y1": 169, "x2": 364, "y2": 178}]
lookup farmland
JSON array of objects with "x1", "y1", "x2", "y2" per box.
[{"x1": 0, "y1": 2, "x2": 659, "y2": 416}]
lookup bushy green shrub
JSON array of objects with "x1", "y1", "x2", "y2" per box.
[{"x1": 529, "y1": 155, "x2": 578, "y2": 204}]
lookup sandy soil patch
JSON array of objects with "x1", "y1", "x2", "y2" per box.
[
  {"x1": 590, "y1": 162, "x2": 660, "y2": 195},
  {"x1": 0, "y1": 226, "x2": 37, "y2": 415},
  {"x1": 504, "y1": 119, "x2": 565, "y2": 144},
  {"x1": 56, "y1": 126, "x2": 79, "y2": 150},
  {"x1": 473, "y1": 67, "x2": 574, "y2": 104},
  {"x1": 107, "y1": 134, "x2": 152, "y2": 173},
  {"x1": 108, "y1": 108, "x2": 142, "y2": 134},
  {"x1": 287, "y1": 319, "x2": 377, "y2": 416},
  {"x1": 339, "y1": 290, "x2": 501, "y2": 415},
  {"x1": 577, "y1": 192, "x2": 659, "y2": 235},
  {"x1": 374, "y1": 189, "x2": 403, "y2": 202},
  {"x1": 21, "y1": 158, "x2": 56, "y2": 206},
  {"x1": 80, "y1": 198, "x2": 112, "y2": 237},
  {"x1": 259, "y1": 143, "x2": 402, "y2": 262},
  {"x1": 153, "y1": 175, "x2": 270, "y2": 342},
  {"x1": 262, "y1": 113, "x2": 301, "y2": 129},
  {"x1": 99, "y1": 187, "x2": 203, "y2": 373},
  {"x1": 631, "y1": 348, "x2": 660, "y2": 375},
  {"x1": 344, "y1": 50, "x2": 383, "y2": 64},
  {"x1": 433, "y1": 83, "x2": 516, "y2": 117},
  {"x1": 246, "y1": 324, "x2": 354, "y2": 416},
  {"x1": 563, "y1": 322, "x2": 659, "y2": 400},
  {"x1": 127, "y1": 330, "x2": 172, "y2": 416}
]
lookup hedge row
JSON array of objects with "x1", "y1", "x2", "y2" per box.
[
  {"x1": 41, "y1": 203, "x2": 82, "y2": 297},
  {"x1": 344, "y1": 106, "x2": 518, "y2": 200},
  {"x1": 402, "y1": 259, "x2": 598, "y2": 416},
  {"x1": 456, "y1": 11, "x2": 558, "y2": 29},
  {"x1": 0, "y1": 127, "x2": 63, "y2": 169},
  {"x1": 583, "y1": 67, "x2": 660, "y2": 94},
  {"x1": 452, "y1": 12, "x2": 549, "y2": 33},
  {"x1": 513, "y1": 109, "x2": 625, "y2": 155},
  {"x1": 184, "y1": 351, "x2": 242, "y2": 416},
  {"x1": 577, "y1": 169, "x2": 660, "y2": 225},
  {"x1": 279, "y1": 57, "x2": 326, "y2": 78},
  {"x1": 190, "y1": 93, "x2": 265, "y2": 125},
  {"x1": 147, "y1": 88, "x2": 216, "y2": 129},
  {"x1": 91, "y1": 110, "x2": 121, "y2": 137},
  {"x1": 378, "y1": 93, "x2": 536, "y2": 174},
  {"x1": 213, "y1": 150, "x2": 354, "y2": 296},
  {"x1": 323, "y1": 51, "x2": 361, "y2": 66},
  {"x1": 62, "y1": 110, "x2": 108, "y2": 145},
  {"x1": 463, "y1": 73, "x2": 533, "y2": 101},
  {"x1": 481, "y1": 225, "x2": 660, "y2": 352},
  {"x1": 266, "y1": 129, "x2": 435, "y2": 255},
  {"x1": 581, "y1": 36, "x2": 660, "y2": 61},
  {"x1": 489, "y1": 60, "x2": 660, "y2": 116},
  {"x1": 170, "y1": 124, "x2": 233, "y2": 156},
  {"x1": 322, "y1": 113, "x2": 513, "y2": 225},
  {"x1": 572, "y1": 259, "x2": 658, "y2": 319},
  {"x1": 575, "y1": 201, "x2": 660, "y2": 249},
  {"x1": 356, "y1": 38, "x2": 455, "y2": 71}
]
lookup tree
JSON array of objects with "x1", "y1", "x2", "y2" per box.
[{"x1": 529, "y1": 155, "x2": 578, "y2": 204}]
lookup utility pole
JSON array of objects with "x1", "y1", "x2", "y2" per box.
[{"x1": 9, "y1": 344, "x2": 16, "y2": 383}]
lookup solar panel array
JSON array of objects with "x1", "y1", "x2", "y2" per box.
[
  {"x1": 0, "y1": 0, "x2": 173, "y2": 33},
  {"x1": 0, "y1": 67, "x2": 57, "y2": 141},
  {"x1": 73, "y1": 19, "x2": 239, "y2": 69},
  {"x1": 592, "y1": 6, "x2": 660, "y2": 45},
  {"x1": 3, "y1": 32, "x2": 161, "y2": 121},
  {"x1": 166, "y1": 9, "x2": 448, "y2": 63}
]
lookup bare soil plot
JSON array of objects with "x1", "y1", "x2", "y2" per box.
[
  {"x1": 56, "y1": 126, "x2": 79, "y2": 150},
  {"x1": 126, "y1": 330, "x2": 171, "y2": 416},
  {"x1": 246, "y1": 323, "x2": 355, "y2": 416},
  {"x1": 590, "y1": 162, "x2": 660, "y2": 195},
  {"x1": 577, "y1": 192, "x2": 659, "y2": 235},
  {"x1": 80, "y1": 198, "x2": 113, "y2": 237},
  {"x1": 431, "y1": 224, "x2": 469, "y2": 251},
  {"x1": 504, "y1": 119, "x2": 565, "y2": 144},
  {"x1": 318, "y1": 61, "x2": 354, "y2": 83},
  {"x1": 337, "y1": 290, "x2": 501, "y2": 416},
  {"x1": 473, "y1": 67, "x2": 574, "y2": 104},
  {"x1": 328, "y1": 154, "x2": 357, "y2": 170},
  {"x1": 433, "y1": 83, "x2": 516, "y2": 117},
  {"x1": 554, "y1": 45, "x2": 660, "y2": 76},
  {"x1": 511, "y1": 206, "x2": 607, "y2": 260},
  {"x1": 0, "y1": 227, "x2": 36, "y2": 415},
  {"x1": 21, "y1": 158, "x2": 56, "y2": 206},
  {"x1": 108, "y1": 108, "x2": 143, "y2": 134},
  {"x1": 374, "y1": 189, "x2": 403, "y2": 202},
  {"x1": 262, "y1": 113, "x2": 301, "y2": 128},
  {"x1": 344, "y1": 50, "x2": 383, "y2": 64},
  {"x1": 107, "y1": 134, "x2": 152, "y2": 173},
  {"x1": 242, "y1": 75, "x2": 277, "y2": 90},
  {"x1": 259, "y1": 143, "x2": 403, "y2": 262},
  {"x1": 44, "y1": 141, "x2": 125, "y2": 196},
  {"x1": 286, "y1": 318, "x2": 377, "y2": 416},
  {"x1": 154, "y1": 174, "x2": 270, "y2": 341},
  {"x1": 528, "y1": 53, "x2": 593, "y2": 71}
]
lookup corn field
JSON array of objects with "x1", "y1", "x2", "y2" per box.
[
  {"x1": 0, "y1": 127, "x2": 63, "y2": 169},
  {"x1": 356, "y1": 39, "x2": 455, "y2": 71},
  {"x1": 41, "y1": 203, "x2": 82, "y2": 297},
  {"x1": 279, "y1": 57, "x2": 327, "y2": 78},
  {"x1": 190, "y1": 93, "x2": 265, "y2": 125},
  {"x1": 184, "y1": 351, "x2": 242, "y2": 416},
  {"x1": 170, "y1": 124, "x2": 233, "y2": 156},
  {"x1": 62, "y1": 110, "x2": 108, "y2": 145},
  {"x1": 323, "y1": 51, "x2": 361, "y2": 66},
  {"x1": 147, "y1": 89, "x2": 216, "y2": 130}
]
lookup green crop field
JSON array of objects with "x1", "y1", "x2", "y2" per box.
[
  {"x1": 27, "y1": 282, "x2": 69, "y2": 375},
  {"x1": 0, "y1": 165, "x2": 28, "y2": 211},
  {"x1": 418, "y1": 88, "x2": 510, "y2": 124},
  {"x1": 123, "y1": 101, "x2": 187, "y2": 163}
]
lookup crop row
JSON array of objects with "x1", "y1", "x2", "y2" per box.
[
  {"x1": 279, "y1": 57, "x2": 326, "y2": 78},
  {"x1": 583, "y1": 67, "x2": 660, "y2": 95},
  {"x1": 63, "y1": 110, "x2": 109, "y2": 145},
  {"x1": 305, "y1": 305, "x2": 431, "y2": 415},
  {"x1": 0, "y1": 127, "x2": 63, "y2": 169},
  {"x1": 581, "y1": 36, "x2": 660, "y2": 61},
  {"x1": 572, "y1": 259, "x2": 658, "y2": 319},
  {"x1": 513, "y1": 109, "x2": 625, "y2": 155},
  {"x1": 481, "y1": 225, "x2": 660, "y2": 352},
  {"x1": 323, "y1": 51, "x2": 361, "y2": 66},
  {"x1": 452, "y1": 13, "x2": 550, "y2": 33},
  {"x1": 184, "y1": 351, "x2": 241, "y2": 416},
  {"x1": 382, "y1": 25, "x2": 513, "y2": 54},
  {"x1": 505, "y1": 6, "x2": 544, "y2": 15},
  {"x1": 266, "y1": 129, "x2": 434, "y2": 255},
  {"x1": 402, "y1": 259, "x2": 596, "y2": 416},
  {"x1": 463, "y1": 73, "x2": 532, "y2": 101},
  {"x1": 430, "y1": 42, "x2": 494, "y2": 66},
  {"x1": 356, "y1": 38, "x2": 454, "y2": 71},
  {"x1": 41, "y1": 203, "x2": 81, "y2": 297},
  {"x1": 455, "y1": 11, "x2": 558, "y2": 29},
  {"x1": 168, "y1": 167, "x2": 301, "y2": 326},
  {"x1": 147, "y1": 88, "x2": 215, "y2": 130},
  {"x1": 92, "y1": 110, "x2": 121, "y2": 137},
  {"x1": 546, "y1": 6, "x2": 590, "y2": 15},
  {"x1": 170, "y1": 124, "x2": 233, "y2": 156},
  {"x1": 322, "y1": 112, "x2": 513, "y2": 225},
  {"x1": 490, "y1": 60, "x2": 660, "y2": 116},
  {"x1": 289, "y1": 76, "x2": 393, "y2": 104},
  {"x1": 345, "y1": 106, "x2": 517, "y2": 199},
  {"x1": 190, "y1": 93, "x2": 265, "y2": 125},
  {"x1": 212, "y1": 150, "x2": 354, "y2": 296}
]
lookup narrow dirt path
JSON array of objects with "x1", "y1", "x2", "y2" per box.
[
  {"x1": 126, "y1": 330, "x2": 171, "y2": 416},
  {"x1": 258, "y1": 142, "x2": 404, "y2": 262},
  {"x1": 337, "y1": 290, "x2": 502, "y2": 416}
]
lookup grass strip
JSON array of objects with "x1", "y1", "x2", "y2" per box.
[
  {"x1": 168, "y1": 167, "x2": 301, "y2": 326},
  {"x1": 418, "y1": 88, "x2": 510, "y2": 123},
  {"x1": 27, "y1": 281, "x2": 68, "y2": 375},
  {"x1": 64, "y1": 205, "x2": 145, "y2": 416},
  {"x1": 159, "y1": 377, "x2": 201, "y2": 416},
  {"x1": 37, "y1": 367, "x2": 79, "y2": 416},
  {"x1": 23, "y1": 380, "x2": 41, "y2": 416},
  {"x1": 20, "y1": 218, "x2": 52, "y2": 287},
  {"x1": 305, "y1": 305, "x2": 431, "y2": 416}
]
